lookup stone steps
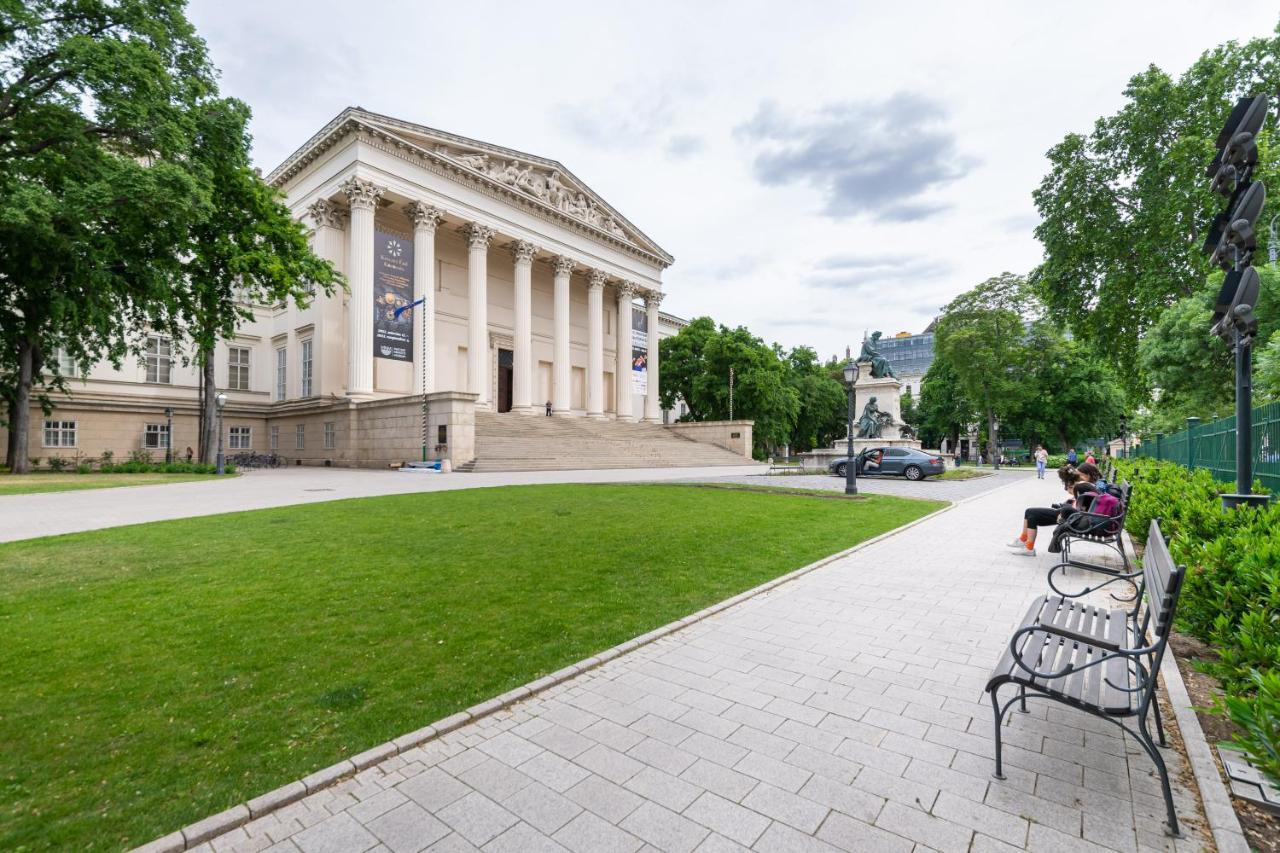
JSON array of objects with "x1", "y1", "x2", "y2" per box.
[{"x1": 468, "y1": 412, "x2": 748, "y2": 472}]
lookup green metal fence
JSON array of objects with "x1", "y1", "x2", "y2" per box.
[{"x1": 1132, "y1": 400, "x2": 1280, "y2": 494}]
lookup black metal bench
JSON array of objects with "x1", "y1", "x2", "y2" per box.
[
  {"x1": 1049, "y1": 480, "x2": 1133, "y2": 586},
  {"x1": 986, "y1": 518, "x2": 1185, "y2": 836}
]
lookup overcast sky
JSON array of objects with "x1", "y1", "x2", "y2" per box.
[{"x1": 189, "y1": 0, "x2": 1279, "y2": 360}]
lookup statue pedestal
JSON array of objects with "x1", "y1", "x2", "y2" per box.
[
  {"x1": 854, "y1": 371, "x2": 910, "y2": 441},
  {"x1": 795, "y1": 359, "x2": 922, "y2": 469}
]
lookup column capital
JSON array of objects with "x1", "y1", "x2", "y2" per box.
[
  {"x1": 616, "y1": 280, "x2": 639, "y2": 299},
  {"x1": 465, "y1": 223, "x2": 495, "y2": 249},
  {"x1": 308, "y1": 198, "x2": 347, "y2": 230},
  {"x1": 644, "y1": 290, "x2": 665, "y2": 308},
  {"x1": 404, "y1": 201, "x2": 446, "y2": 231},
  {"x1": 552, "y1": 255, "x2": 576, "y2": 276},
  {"x1": 339, "y1": 176, "x2": 384, "y2": 210},
  {"x1": 587, "y1": 269, "x2": 608, "y2": 290},
  {"x1": 511, "y1": 240, "x2": 538, "y2": 263}
]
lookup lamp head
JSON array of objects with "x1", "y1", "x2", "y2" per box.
[
  {"x1": 164, "y1": 407, "x2": 173, "y2": 418},
  {"x1": 215, "y1": 392, "x2": 227, "y2": 409},
  {"x1": 842, "y1": 359, "x2": 859, "y2": 386}
]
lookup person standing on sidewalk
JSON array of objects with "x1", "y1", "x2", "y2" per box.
[
  {"x1": 1066, "y1": 447, "x2": 1078, "y2": 465},
  {"x1": 1034, "y1": 445, "x2": 1048, "y2": 479}
]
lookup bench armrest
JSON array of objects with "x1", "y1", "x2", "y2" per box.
[{"x1": 1046, "y1": 561, "x2": 1141, "y2": 599}]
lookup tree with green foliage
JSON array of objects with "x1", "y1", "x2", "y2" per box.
[
  {"x1": 917, "y1": 353, "x2": 974, "y2": 450},
  {"x1": 1135, "y1": 266, "x2": 1280, "y2": 432},
  {"x1": 659, "y1": 317, "x2": 802, "y2": 457},
  {"x1": 1, "y1": 0, "x2": 215, "y2": 472},
  {"x1": 179, "y1": 98, "x2": 342, "y2": 463},
  {"x1": 1032, "y1": 25, "x2": 1280, "y2": 396},
  {"x1": 934, "y1": 273, "x2": 1033, "y2": 464},
  {"x1": 899, "y1": 386, "x2": 919, "y2": 432},
  {"x1": 783, "y1": 346, "x2": 845, "y2": 453},
  {"x1": 1003, "y1": 324, "x2": 1128, "y2": 450}
]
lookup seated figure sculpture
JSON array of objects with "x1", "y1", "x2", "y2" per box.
[
  {"x1": 858, "y1": 332, "x2": 898, "y2": 379},
  {"x1": 856, "y1": 397, "x2": 885, "y2": 438}
]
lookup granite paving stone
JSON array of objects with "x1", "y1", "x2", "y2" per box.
[{"x1": 182, "y1": 475, "x2": 1208, "y2": 852}]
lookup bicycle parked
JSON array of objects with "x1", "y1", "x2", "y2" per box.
[{"x1": 227, "y1": 451, "x2": 285, "y2": 470}]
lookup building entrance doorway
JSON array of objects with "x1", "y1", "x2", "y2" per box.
[{"x1": 497, "y1": 348, "x2": 513, "y2": 413}]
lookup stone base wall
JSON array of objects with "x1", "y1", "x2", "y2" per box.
[
  {"x1": 664, "y1": 420, "x2": 753, "y2": 459},
  {"x1": 3, "y1": 392, "x2": 478, "y2": 471}
]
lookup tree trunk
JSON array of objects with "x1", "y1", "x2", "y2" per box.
[
  {"x1": 9, "y1": 339, "x2": 37, "y2": 474},
  {"x1": 5, "y1": 396, "x2": 18, "y2": 469},
  {"x1": 200, "y1": 353, "x2": 217, "y2": 465}
]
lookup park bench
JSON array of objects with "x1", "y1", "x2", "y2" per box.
[
  {"x1": 986, "y1": 518, "x2": 1185, "y2": 836},
  {"x1": 1048, "y1": 481, "x2": 1133, "y2": 592}
]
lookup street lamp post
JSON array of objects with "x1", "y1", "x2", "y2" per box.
[
  {"x1": 215, "y1": 392, "x2": 227, "y2": 475},
  {"x1": 842, "y1": 358, "x2": 860, "y2": 496},
  {"x1": 164, "y1": 407, "x2": 173, "y2": 464},
  {"x1": 992, "y1": 417, "x2": 1000, "y2": 471}
]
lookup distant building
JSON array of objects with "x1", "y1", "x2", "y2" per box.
[{"x1": 875, "y1": 330, "x2": 935, "y2": 397}]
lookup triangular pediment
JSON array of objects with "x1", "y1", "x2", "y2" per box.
[{"x1": 270, "y1": 107, "x2": 672, "y2": 266}]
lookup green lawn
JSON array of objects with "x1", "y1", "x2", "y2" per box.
[
  {"x1": 934, "y1": 468, "x2": 993, "y2": 481},
  {"x1": 0, "y1": 472, "x2": 213, "y2": 496},
  {"x1": 0, "y1": 484, "x2": 944, "y2": 850}
]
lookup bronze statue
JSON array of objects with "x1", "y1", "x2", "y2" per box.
[
  {"x1": 856, "y1": 397, "x2": 884, "y2": 438},
  {"x1": 857, "y1": 331, "x2": 897, "y2": 379}
]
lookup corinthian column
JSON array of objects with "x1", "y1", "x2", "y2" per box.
[
  {"x1": 511, "y1": 241, "x2": 536, "y2": 414},
  {"x1": 586, "y1": 270, "x2": 606, "y2": 419},
  {"x1": 615, "y1": 281, "x2": 637, "y2": 421},
  {"x1": 307, "y1": 199, "x2": 346, "y2": 397},
  {"x1": 465, "y1": 223, "x2": 495, "y2": 408},
  {"x1": 643, "y1": 290, "x2": 664, "y2": 423},
  {"x1": 340, "y1": 177, "x2": 384, "y2": 398},
  {"x1": 551, "y1": 256, "x2": 574, "y2": 415},
  {"x1": 405, "y1": 202, "x2": 444, "y2": 397}
]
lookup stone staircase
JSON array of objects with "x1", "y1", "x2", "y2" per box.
[{"x1": 465, "y1": 412, "x2": 751, "y2": 472}]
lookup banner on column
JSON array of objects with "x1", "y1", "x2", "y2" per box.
[
  {"x1": 631, "y1": 304, "x2": 648, "y2": 394},
  {"x1": 373, "y1": 230, "x2": 414, "y2": 361}
]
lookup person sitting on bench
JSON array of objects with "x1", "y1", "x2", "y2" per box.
[{"x1": 1006, "y1": 465, "x2": 1098, "y2": 557}]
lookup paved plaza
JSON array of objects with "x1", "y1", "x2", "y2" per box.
[
  {"x1": 182, "y1": 475, "x2": 1208, "y2": 853},
  {"x1": 703, "y1": 469, "x2": 1028, "y2": 503}
]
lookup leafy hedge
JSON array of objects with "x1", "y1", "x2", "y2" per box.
[
  {"x1": 97, "y1": 461, "x2": 235, "y2": 475},
  {"x1": 1116, "y1": 458, "x2": 1279, "y2": 783}
]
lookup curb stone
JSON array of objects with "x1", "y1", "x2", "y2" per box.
[
  {"x1": 136, "y1": 495, "x2": 958, "y2": 851},
  {"x1": 1159, "y1": 642, "x2": 1250, "y2": 852}
]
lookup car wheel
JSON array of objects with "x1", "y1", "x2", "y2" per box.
[
  {"x1": 904, "y1": 465, "x2": 923, "y2": 481},
  {"x1": 834, "y1": 463, "x2": 847, "y2": 478}
]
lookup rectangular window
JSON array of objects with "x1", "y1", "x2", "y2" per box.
[
  {"x1": 295, "y1": 423, "x2": 305, "y2": 450},
  {"x1": 270, "y1": 425, "x2": 279, "y2": 451},
  {"x1": 300, "y1": 340, "x2": 313, "y2": 397},
  {"x1": 227, "y1": 346, "x2": 250, "y2": 391},
  {"x1": 323, "y1": 421, "x2": 335, "y2": 449},
  {"x1": 145, "y1": 335, "x2": 172, "y2": 384},
  {"x1": 53, "y1": 348, "x2": 79, "y2": 378},
  {"x1": 229, "y1": 426, "x2": 251, "y2": 450},
  {"x1": 42, "y1": 420, "x2": 77, "y2": 448},
  {"x1": 275, "y1": 347, "x2": 287, "y2": 401},
  {"x1": 143, "y1": 423, "x2": 170, "y2": 449}
]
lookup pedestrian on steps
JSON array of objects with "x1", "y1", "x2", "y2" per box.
[{"x1": 545, "y1": 400, "x2": 552, "y2": 416}]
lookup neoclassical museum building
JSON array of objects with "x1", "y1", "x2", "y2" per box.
[{"x1": 2, "y1": 108, "x2": 752, "y2": 469}]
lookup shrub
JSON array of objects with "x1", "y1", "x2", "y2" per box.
[
  {"x1": 128, "y1": 449, "x2": 153, "y2": 464},
  {"x1": 1225, "y1": 670, "x2": 1280, "y2": 787},
  {"x1": 99, "y1": 450, "x2": 114, "y2": 466},
  {"x1": 46, "y1": 456, "x2": 68, "y2": 472},
  {"x1": 1114, "y1": 457, "x2": 1280, "y2": 783},
  {"x1": 76, "y1": 463, "x2": 92, "y2": 474},
  {"x1": 27, "y1": 457, "x2": 40, "y2": 469}
]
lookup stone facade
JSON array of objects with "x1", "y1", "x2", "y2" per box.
[{"x1": 2, "y1": 108, "x2": 698, "y2": 468}]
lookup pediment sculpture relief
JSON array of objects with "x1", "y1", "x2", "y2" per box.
[{"x1": 435, "y1": 145, "x2": 629, "y2": 239}]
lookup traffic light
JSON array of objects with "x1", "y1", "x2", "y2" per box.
[
  {"x1": 1207, "y1": 94, "x2": 1269, "y2": 197},
  {"x1": 1209, "y1": 266, "x2": 1259, "y2": 341},
  {"x1": 1200, "y1": 93, "x2": 1271, "y2": 508}
]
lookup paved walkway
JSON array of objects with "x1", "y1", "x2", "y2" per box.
[
  {"x1": 703, "y1": 469, "x2": 1028, "y2": 503},
  {"x1": 187, "y1": 476, "x2": 1207, "y2": 853},
  {"x1": 0, "y1": 464, "x2": 764, "y2": 543}
]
